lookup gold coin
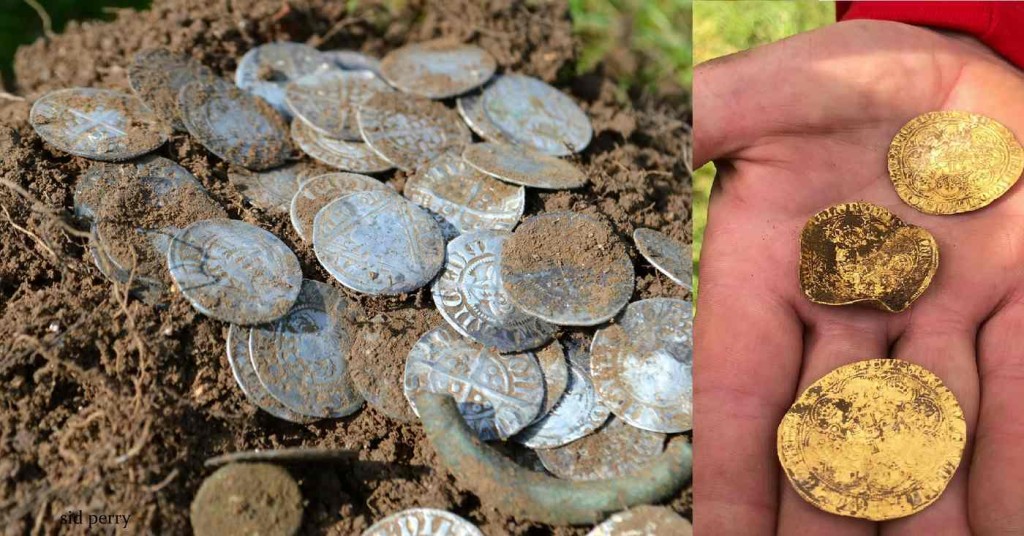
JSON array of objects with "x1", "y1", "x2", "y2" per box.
[
  {"x1": 778, "y1": 359, "x2": 966, "y2": 521},
  {"x1": 888, "y1": 111, "x2": 1024, "y2": 214},
  {"x1": 800, "y1": 202, "x2": 938, "y2": 313}
]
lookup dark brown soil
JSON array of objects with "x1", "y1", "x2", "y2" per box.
[{"x1": 0, "y1": 1, "x2": 691, "y2": 534}]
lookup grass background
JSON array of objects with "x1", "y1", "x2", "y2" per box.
[
  {"x1": 0, "y1": 0, "x2": 692, "y2": 98},
  {"x1": 691, "y1": 0, "x2": 832, "y2": 292}
]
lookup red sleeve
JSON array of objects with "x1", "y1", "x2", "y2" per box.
[{"x1": 837, "y1": 2, "x2": 1024, "y2": 69}]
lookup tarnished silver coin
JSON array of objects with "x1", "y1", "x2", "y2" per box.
[
  {"x1": 75, "y1": 156, "x2": 200, "y2": 220},
  {"x1": 322, "y1": 49, "x2": 381, "y2": 75},
  {"x1": 285, "y1": 69, "x2": 392, "y2": 140},
  {"x1": 205, "y1": 447, "x2": 355, "y2": 467},
  {"x1": 536, "y1": 417, "x2": 666, "y2": 481},
  {"x1": 291, "y1": 117, "x2": 393, "y2": 173},
  {"x1": 634, "y1": 228, "x2": 692, "y2": 290},
  {"x1": 357, "y1": 92, "x2": 471, "y2": 171},
  {"x1": 362, "y1": 508, "x2": 483, "y2": 536},
  {"x1": 501, "y1": 212, "x2": 634, "y2": 326},
  {"x1": 226, "y1": 323, "x2": 316, "y2": 424},
  {"x1": 404, "y1": 326, "x2": 545, "y2": 441},
  {"x1": 591, "y1": 298, "x2": 693, "y2": 433},
  {"x1": 587, "y1": 506, "x2": 692, "y2": 536},
  {"x1": 250, "y1": 280, "x2": 363, "y2": 419},
  {"x1": 313, "y1": 190, "x2": 444, "y2": 295},
  {"x1": 463, "y1": 142, "x2": 587, "y2": 190},
  {"x1": 482, "y1": 74, "x2": 592, "y2": 156},
  {"x1": 128, "y1": 48, "x2": 218, "y2": 132},
  {"x1": 234, "y1": 41, "x2": 330, "y2": 116},
  {"x1": 515, "y1": 353, "x2": 611, "y2": 449},
  {"x1": 87, "y1": 225, "x2": 164, "y2": 302},
  {"x1": 533, "y1": 340, "x2": 569, "y2": 422},
  {"x1": 29, "y1": 88, "x2": 170, "y2": 161},
  {"x1": 432, "y1": 230, "x2": 555, "y2": 352},
  {"x1": 179, "y1": 80, "x2": 292, "y2": 170},
  {"x1": 405, "y1": 151, "x2": 524, "y2": 234},
  {"x1": 456, "y1": 88, "x2": 515, "y2": 145},
  {"x1": 289, "y1": 172, "x2": 392, "y2": 241},
  {"x1": 228, "y1": 162, "x2": 320, "y2": 214},
  {"x1": 167, "y1": 218, "x2": 302, "y2": 324},
  {"x1": 379, "y1": 39, "x2": 496, "y2": 99}
]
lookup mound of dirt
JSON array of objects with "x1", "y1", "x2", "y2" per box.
[{"x1": 0, "y1": 0, "x2": 691, "y2": 533}]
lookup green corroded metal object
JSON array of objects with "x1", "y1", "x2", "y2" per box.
[{"x1": 415, "y1": 392, "x2": 692, "y2": 525}]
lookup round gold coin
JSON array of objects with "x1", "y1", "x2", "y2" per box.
[
  {"x1": 778, "y1": 359, "x2": 966, "y2": 521},
  {"x1": 800, "y1": 202, "x2": 939, "y2": 313},
  {"x1": 888, "y1": 111, "x2": 1024, "y2": 214}
]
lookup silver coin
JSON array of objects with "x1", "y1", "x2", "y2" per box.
[
  {"x1": 312, "y1": 190, "x2": 444, "y2": 295},
  {"x1": 515, "y1": 355, "x2": 611, "y2": 449},
  {"x1": 362, "y1": 508, "x2": 483, "y2": 536},
  {"x1": 291, "y1": 117, "x2": 393, "y2": 173},
  {"x1": 482, "y1": 74, "x2": 592, "y2": 156},
  {"x1": 29, "y1": 88, "x2": 170, "y2": 162},
  {"x1": 167, "y1": 218, "x2": 302, "y2": 324},
  {"x1": 128, "y1": 48, "x2": 219, "y2": 132},
  {"x1": 536, "y1": 417, "x2": 666, "y2": 481},
  {"x1": 533, "y1": 340, "x2": 569, "y2": 422},
  {"x1": 226, "y1": 323, "x2": 316, "y2": 423},
  {"x1": 289, "y1": 172, "x2": 392, "y2": 241},
  {"x1": 179, "y1": 80, "x2": 292, "y2": 171},
  {"x1": 634, "y1": 228, "x2": 692, "y2": 290},
  {"x1": 285, "y1": 69, "x2": 392, "y2": 140},
  {"x1": 456, "y1": 88, "x2": 515, "y2": 145},
  {"x1": 432, "y1": 230, "x2": 555, "y2": 352},
  {"x1": 357, "y1": 92, "x2": 471, "y2": 171},
  {"x1": 403, "y1": 326, "x2": 545, "y2": 441},
  {"x1": 250, "y1": 279, "x2": 363, "y2": 419},
  {"x1": 500, "y1": 212, "x2": 634, "y2": 326},
  {"x1": 591, "y1": 298, "x2": 693, "y2": 433},
  {"x1": 405, "y1": 151, "x2": 524, "y2": 234},
  {"x1": 75, "y1": 156, "x2": 200, "y2": 220},
  {"x1": 87, "y1": 225, "x2": 164, "y2": 302},
  {"x1": 228, "y1": 162, "x2": 318, "y2": 214},
  {"x1": 321, "y1": 49, "x2": 381, "y2": 75},
  {"x1": 234, "y1": 41, "x2": 331, "y2": 116},
  {"x1": 93, "y1": 170, "x2": 225, "y2": 301},
  {"x1": 463, "y1": 142, "x2": 587, "y2": 190},
  {"x1": 587, "y1": 506, "x2": 692, "y2": 536},
  {"x1": 379, "y1": 39, "x2": 496, "y2": 99}
]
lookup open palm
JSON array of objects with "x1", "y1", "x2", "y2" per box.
[{"x1": 694, "y1": 21, "x2": 1024, "y2": 536}]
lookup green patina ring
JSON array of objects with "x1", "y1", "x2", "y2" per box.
[{"x1": 415, "y1": 392, "x2": 692, "y2": 525}]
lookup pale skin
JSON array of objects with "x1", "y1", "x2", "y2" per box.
[{"x1": 694, "y1": 20, "x2": 1024, "y2": 535}]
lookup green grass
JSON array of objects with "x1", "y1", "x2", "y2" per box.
[
  {"x1": 570, "y1": 0, "x2": 692, "y2": 93},
  {"x1": 691, "y1": 0, "x2": 832, "y2": 291}
]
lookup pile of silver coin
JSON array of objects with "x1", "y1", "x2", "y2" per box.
[{"x1": 29, "y1": 38, "x2": 693, "y2": 531}]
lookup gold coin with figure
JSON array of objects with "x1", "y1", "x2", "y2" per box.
[
  {"x1": 800, "y1": 202, "x2": 938, "y2": 313},
  {"x1": 888, "y1": 111, "x2": 1024, "y2": 214},
  {"x1": 778, "y1": 359, "x2": 966, "y2": 521}
]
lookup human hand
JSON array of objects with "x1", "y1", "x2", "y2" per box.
[{"x1": 694, "y1": 20, "x2": 1024, "y2": 536}]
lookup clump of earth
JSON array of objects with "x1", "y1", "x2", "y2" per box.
[{"x1": 0, "y1": 0, "x2": 691, "y2": 533}]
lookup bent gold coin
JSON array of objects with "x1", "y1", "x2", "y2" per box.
[
  {"x1": 888, "y1": 111, "x2": 1024, "y2": 214},
  {"x1": 777, "y1": 359, "x2": 966, "y2": 521},
  {"x1": 800, "y1": 202, "x2": 938, "y2": 313}
]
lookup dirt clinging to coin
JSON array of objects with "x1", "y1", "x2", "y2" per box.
[{"x1": 1, "y1": 0, "x2": 691, "y2": 533}]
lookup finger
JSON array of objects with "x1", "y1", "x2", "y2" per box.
[
  {"x1": 882, "y1": 314, "x2": 978, "y2": 536},
  {"x1": 970, "y1": 301, "x2": 1024, "y2": 534},
  {"x1": 777, "y1": 309, "x2": 889, "y2": 536},
  {"x1": 693, "y1": 21, "x2": 965, "y2": 169},
  {"x1": 694, "y1": 217, "x2": 804, "y2": 535}
]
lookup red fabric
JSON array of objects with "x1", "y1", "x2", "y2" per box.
[{"x1": 837, "y1": 2, "x2": 1024, "y2": 69}]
